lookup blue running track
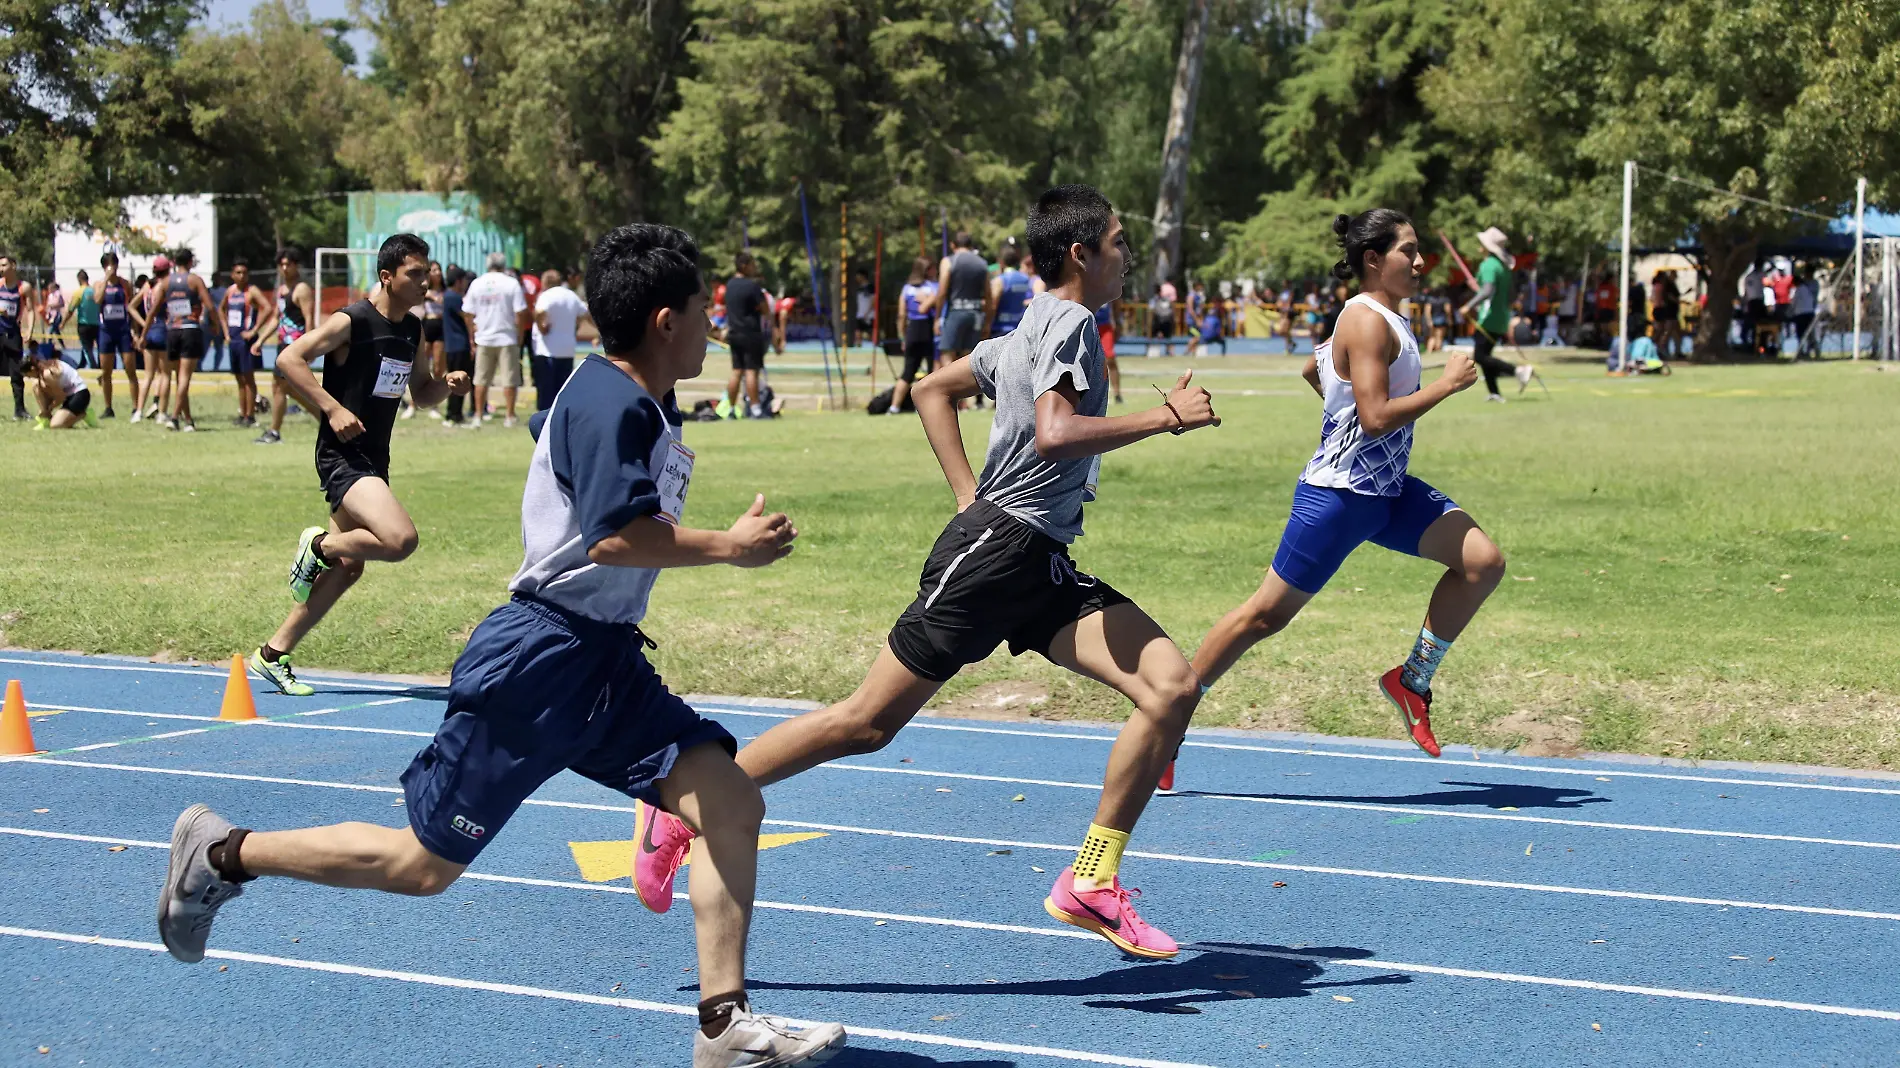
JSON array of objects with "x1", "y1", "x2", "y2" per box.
[{"x1": 4, "y1": 651, "x2": 1899, "y2": 1066}]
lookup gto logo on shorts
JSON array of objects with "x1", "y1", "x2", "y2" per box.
[{"x1": 451, "y1": 815, "x2": 486, "y2": 840}]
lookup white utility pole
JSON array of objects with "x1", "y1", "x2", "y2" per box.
[
  {"x1": 1853, "y1": 176, "x2": 1866, "y2": 360},
  {"x1": 1618, "y1": 161, "x2": 1635, "y2": 372}
]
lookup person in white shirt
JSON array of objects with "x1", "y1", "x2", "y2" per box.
[
  {"x1": 530, "y1": 267, "x2": 593, "y2": 410},
  {"x1": 462, "y1": 252, "x2": 530, "y2": 427}
]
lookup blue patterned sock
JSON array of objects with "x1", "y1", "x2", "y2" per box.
[{"x1": 1400, "y1": 627, "x2": 1453, "y2": 695}]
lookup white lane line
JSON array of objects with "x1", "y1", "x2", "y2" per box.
[
  {"x1": 817, "y1": 762, "x2": 1900, "y2": 851},
  {"x1": 11, "y1": 833, "x2": 1900, "y2": 1025},
  {"x1": 23, "y1": 709, "x2": 1886, "y2": 850},
  {"x1": 0, "y1": 656, "x2": 410, "y2": 691},
  {"x1": 691, "y1": 701, "x2": 1900, "y2": 797},
  {"x1": 10, "y1": 759, "x2": 1900, "y2": 924},
  {"x1": 0, "y1": 925, "x2": 1213, "y2": 1068}
]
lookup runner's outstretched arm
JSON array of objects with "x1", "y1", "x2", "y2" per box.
[
  {"x1": 587, "y1": 496, "x2": 795, "y2": 570},
  {"x1": 1031, "y1": 368, "x2": 1216, "y2": 461},
  {"x1": 911, "y1": 356, "x2": 982, "y2": 508}
]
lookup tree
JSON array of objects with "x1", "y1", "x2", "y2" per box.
[
  {"x1": 1149, "y1": 0, "x2": 1209, "y2": 289},
  {"x1": 1218, "y1": 0, "x2": 1482, "y2": 285},
  {"x1": 1426, "y1": 0, "x2": 1900, "y2": 359},
  {"x1": 359, "y1": 0, "x2": 700, "y2": 262},
  {"x1": 0, "y1": 0, "x2": 198, "y2": 258}
]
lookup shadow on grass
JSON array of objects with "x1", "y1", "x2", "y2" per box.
[
  {"x1": 1172, "y1": 780, "x2": 1610, "y2": 811},
  {"x1": 732, "y1": 943, "x2": 1408, "y2": 1015}
]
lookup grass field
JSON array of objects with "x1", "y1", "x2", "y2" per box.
[{"x1": 5, "y1": 351, "x2": 1899, "y2": 769}]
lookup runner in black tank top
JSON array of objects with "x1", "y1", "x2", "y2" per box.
[{"x1": 245, "y1": 233, "x2": 472, "y2": 699}]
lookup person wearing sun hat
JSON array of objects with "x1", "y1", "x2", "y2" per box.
[{"x1": 1457, "y1": 225, "x2": 1536, "y2": 401}]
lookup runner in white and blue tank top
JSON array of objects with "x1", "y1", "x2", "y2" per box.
[{"x1": 1190, "y1": 208, "x2": 1503, "y2": 766}]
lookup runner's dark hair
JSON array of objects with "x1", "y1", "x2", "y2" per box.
[
  {"x1": 1027, "y1": 184, "x2": 1114, "y2": 289},
  {"x1": 587, "y1": 223, "x2": 701, "y2": 354},
  {"x1": 1332, "y1": 209, "x2": 1413, "y2": 282},
  {"x1": 1000, "y1": 245, "x2": 1021, "y2": 269},
  {"x1": 277, "y1": 244, "x2": 305, "y2": 266},
  {"x1": 377, "y1": 233, "x2": 430, "y2": 276}
]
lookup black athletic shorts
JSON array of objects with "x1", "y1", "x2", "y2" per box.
[
  {"x1": 61, "y1": 388, "x2": 91, "y2": 416},
  {"x1": 729, "y1": 335, "x2": 767, "y2": 371},
  {"x1": 0, "y1": 333, "x2": 21, "y2": 376},
  {"x1": 422, "y1": 317, "x2": 443, "y2": 344},
  {"x1": 316, "y1": 442, "x2": 390, "y2": 514},
  {"x1": 167, "y1": 327, "x2": 206, "y2": 362},
  {"x1": 887, "y1": 499, "x2": 1131, "y2": 682}
]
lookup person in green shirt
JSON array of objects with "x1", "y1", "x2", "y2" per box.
[
  {"x1": 1457, "y1": 226, "x2": 1536, "y2": 402},
  {"x1": 74, "y1": 269, "x2": 100, "y2": 369}
]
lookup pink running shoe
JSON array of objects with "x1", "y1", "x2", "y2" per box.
[
  {"x1": 633, "y1": 799, "x2": 696, "y2": 914},
  {"x1": 1043, "y1": 866, "x2": 1179, "y2": 959}
]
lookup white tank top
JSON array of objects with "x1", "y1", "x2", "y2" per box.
[
  {"x1": 50, "y1": 357, "x2": 85, "y2": 396},
  {"x1": 1300, "y1": 293, "x2": 1421, "y2": 497}
]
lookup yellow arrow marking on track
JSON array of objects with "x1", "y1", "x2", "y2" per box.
[{"x1": 567, "y1": 833, "x2": 828, "y2": 884}]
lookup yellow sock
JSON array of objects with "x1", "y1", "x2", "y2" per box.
[{"x1": 1072, "y1": 823, "x2": 1130, "y2": 884}]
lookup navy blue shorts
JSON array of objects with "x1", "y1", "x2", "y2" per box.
[
  {"x1": 98, "y1": 322, "x2": 133, "y2": 355},
  {"x1": 228, "y1": 337, "x2": 258, "y2": 375},
  {"x1": 1270, "y1": 476, "x2": 1460, "y2": 594},
  {"x1": 400, "y1": 595, "x2": 736, "y2": 866}
]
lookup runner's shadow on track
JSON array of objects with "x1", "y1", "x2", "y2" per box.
[
  {"x1": 306, "y1": 685, "x2": 450, "y2": 701},
  {"x1": 739, "y1": 943, "x2": 1409, "y2": 1015},
  {"x1": 1171, "y1": 780, "x2": 1610, "y2": 810}
]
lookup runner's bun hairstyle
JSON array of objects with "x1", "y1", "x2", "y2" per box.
[{"x1": 1331, "y1": 209, "x2": 1413, "y2": 282}]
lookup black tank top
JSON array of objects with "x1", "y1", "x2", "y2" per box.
[
  {"x1": 318, "y1": 300, "x2": 421, "y2": 462},
  {"x1": 946, "y1": 250, "x2": 988, "y2": 312}
]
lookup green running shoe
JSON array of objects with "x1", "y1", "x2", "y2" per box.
[
  {"x1": 288, "y1": 526, "x2": 330, "y2": 603},
  {"x1": 248, "y1": 647, "x2": 314, "y2": 697}
]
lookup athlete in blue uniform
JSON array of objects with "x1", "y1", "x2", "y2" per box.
[
  {"x1": 1192, "y1": 208, "x2": 1502, "y2": 767},
  {"x1": 888, "y1": 256, "x2": 938, "y2": 415},
  {"x1": 987, "y1": 245, "x2": 1034, "y2": 338}
]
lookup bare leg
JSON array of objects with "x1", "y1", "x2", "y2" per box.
[
  {"x1": 50, "y1": 406, "x2": 81, "y2": 428},
  {"x1": 239, "y1": 822, "x2": 464, "y2": 896},
  {"x1": 171, "y1": 357, "x2": 196, "y2": 423},
  {"x1": 269, "y1": 375, "x2": 289, "y2": 432},
  {"x1": 266, "y1": 480, "x2": 418, "y2": 654},
  {"x1": 1106, "y1": 358, "x2": 1121, "y2": 400},
  {"x1": 743, "y1": 369, "x2": 761, "y2": 410},
  {"x1": 473, "y1": 383, "x2": 489, "y2": 421},
  {"x1": 503, "y1": 385, "x2": 517, "y2": 420},
  {"x1": 1190, "y1": 568, "x2": 1317, "y2": 687},
  {"x1": 237, "y1": 371, "x2": 255, "y2": 418},
  {"x1": 1044, "y1": 604, "x2": 1200, "y2": 879},
  {"x1": 1411, "y1": 510, "x2": 1506, "y2": 641},
  {"x1": 658, "y1": 742, "x2": 766, "y2": 1002},
  {"x1": 890, "y1": 377, "x2": 913, "y2": 412},
  {"x1": 735, "y1": 645, "x2": 943, "y2": 787},
  {"x1": 726, "y1": 368, "x2": 742, "y2": 410}
]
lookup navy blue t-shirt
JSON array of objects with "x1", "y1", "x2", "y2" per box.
[{"x1": 443, "y1": 289, "x2": 470, "y2": 353}]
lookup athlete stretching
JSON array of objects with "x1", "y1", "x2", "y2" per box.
[
  {"x1": 159, "y1": 223, "x2": 846, "y2": 1067},
  {"x1": 1190, "y1": 209, "x2": 1501, "y2": 766},
  {"x1": 245, "y1": 234, "x2": 471, "y2": 697},
  {"x1": 636, "y1": 185, "x2": 1220, "y2": 960}
]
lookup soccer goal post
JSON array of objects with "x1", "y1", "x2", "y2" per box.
[{"x1": 314, "y1": 247, "x2": 380, "y2": 323}]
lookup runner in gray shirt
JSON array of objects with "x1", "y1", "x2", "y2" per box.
[{"x1": 633, "y1": 184, "x2": 1221, "y2": 963}]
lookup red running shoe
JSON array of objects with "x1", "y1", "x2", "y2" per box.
[
  {"x1": 1044, "y1": 867, "x2": 1180, "y2": 959},
  {"x1": 633, "y1": 799, "x2": 696, "y2": 913},
  {"x1": 1379, "y1": 666, "x2": 1442, "y2": 757},
  {"x1": 1157, "y1": 761, "x2": 1176, "y2": 792}
]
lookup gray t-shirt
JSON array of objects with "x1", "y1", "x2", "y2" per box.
[{"x1": 968, "y1": 293, "x2": 1105, "y2": 544}]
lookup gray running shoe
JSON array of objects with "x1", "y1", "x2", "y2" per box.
[
  {"x1": 288, "y1": 526, "x2": 330, "y2": 603},
  {"x1": 158, "y1": 804, "x2": 245, "y2": 963},
  {"x1": 248, "y1": 647, "x2": 315, "y2": 697},
  {"x1": 694, "y1": 1009, "x2": 845, "y2": 1068},
  {"x1": 254, "y1": 428, "x2": 281, "y2": 445}
]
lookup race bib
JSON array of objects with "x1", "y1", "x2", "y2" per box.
[
  {"x1": 102, "y1": 303, "x2": 126, "y2": 321},
  {"x1": 655, "y1": 438, "x2": 695, "y2": 524},
  {"x1": 227, "y1": 308, "x2": 245, "y2": 329},
  {"x1": 371, "y1": 355, "x2": 412, "y2": 399},
  {"x1": 167, "y1": 296, "x2": 191, "y2": 319}
]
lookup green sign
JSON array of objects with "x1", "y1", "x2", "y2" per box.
[{"x1": 346, "y1": 192, "x2": 523, "y2": 274}]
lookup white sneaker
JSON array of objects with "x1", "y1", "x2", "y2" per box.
[
  {"x1": 1486, "y1": 394, "x2": 1507, "y2": 404},
  {"x1": 503, "y1": 415, "x2": 517, "y2": 429},
  {"x1": 693, "y1": 1008, "x2": 845, "y2": 1068},
  {"x1": 1515, "y1": 364, "x2": 1536, "y2": 390},
  {"x1": 130, "y1": 410, "x2": 144, "y2": 424},
  {"x1": 399, "y1": 405, "x2": 416, "y2": 420}
]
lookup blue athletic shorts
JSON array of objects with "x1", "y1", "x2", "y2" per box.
[
  {"x1": 99, "y1": 322, "x2": 133, "y2": 355},
  {"x1": 1270, "y1": 476, "x2": 1460, "y2": 594},
  {"x1": 400, "y1": 595, "x2": 736, "y2": 866},
  {"x1": 228, "y1": 336, "x2": 257, "y2": 375}
]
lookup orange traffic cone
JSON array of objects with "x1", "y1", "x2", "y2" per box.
[
  {"x1": 1, "y1": 679, "x2": 37, "y2": 755},
  {"x1": 220, "y1": 655, "x2": 258, "y2": 721}
]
